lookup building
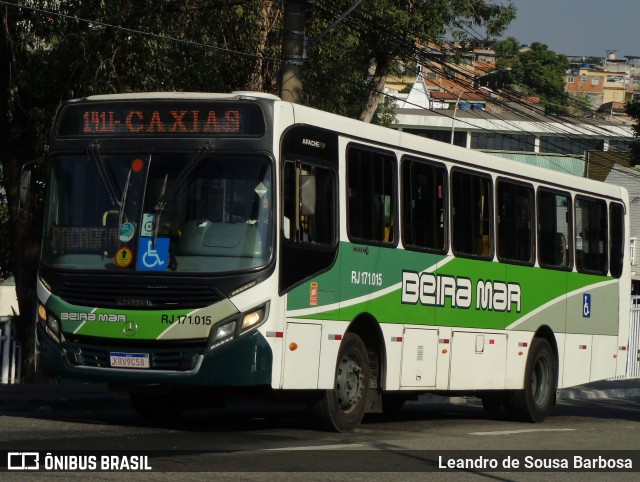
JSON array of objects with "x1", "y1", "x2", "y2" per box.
[{"x1": 564, "y1": 52, "x2": 640, "y2": 114}]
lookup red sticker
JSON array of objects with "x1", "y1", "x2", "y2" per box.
[{"x1": 114, "y1": 247, "x2": 134, "y2": 268}]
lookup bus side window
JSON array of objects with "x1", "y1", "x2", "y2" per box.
[
  {"x1": 347, "y1": 145, "x2": 397, "y2": 246},
  {"x1": 497, "y1": 179, "x2": 534, "y2": 265},
  {"x1": 451, "y1": 169, "x2": 492, "y2": 259},
  {"x1": 537, "y1": 189, "x2": 572, "y2": 270},
  {"x1": 401, "y1": 157, "x2": 447, "y2": 253},
  {"x1": 575, "y1": 196, "x2": 607, "y2": 275},
  {"x1": 610, "y1": 202, "x2": 625, "y2": 278}
]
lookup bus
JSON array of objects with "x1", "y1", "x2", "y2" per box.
[{"x1": 31, "y1": 91, "x2": 630, "y2": 432}]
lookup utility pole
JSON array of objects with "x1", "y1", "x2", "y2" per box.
[{"x1": 280, "y1": 1, "x2": 306, "y2": 104}]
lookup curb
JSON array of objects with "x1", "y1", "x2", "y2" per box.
[{"x1": 557, "y1": 387, "x2": 640, "y2": 400}]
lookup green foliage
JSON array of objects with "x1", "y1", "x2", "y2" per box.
[{"x1": 496, "y1": 42, "x2": 571, "y2": 114}]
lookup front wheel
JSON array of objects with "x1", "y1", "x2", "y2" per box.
[
  {"x1": 506, "y1": 338, "x2": 557, "y2": 423},
  {"x1": 310, "y1": 333, "x2": 370, "y2": 432}
]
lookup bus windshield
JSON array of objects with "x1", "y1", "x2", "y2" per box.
[{"x1": 42, "y1": 151, "x2": 273, "y2": 274}]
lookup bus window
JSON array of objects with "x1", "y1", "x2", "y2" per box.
[
  {"x1": 401, "y1": 157, "x2": 447, "y2": 253},
  {"x1": 537, "y1": 189, "x2": 572, "y2": 270},
  {"x1": 609, "y1": 202, "x2": 625, "y2": 278},
  {"x1": 451, "y1": 169, "x2": 492, "y2": 259},
  {"x1": 575, "y1": 196, "x2": 607, "y2": 275},
  {"x1": 497, "y1": 179, "x2": 534, "y2": 265},
  {"x1": 282, "y1": 160, "x2": 336, "y2": 245},
  {"x1": 347, "y1": 145, "x2": 397, "y2": 245}
]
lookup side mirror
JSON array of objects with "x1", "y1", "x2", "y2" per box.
[
  {"x1": 300, "y1": 174, "x2": 316, "y2": 216},
  {"x1": 18, "y1": 159, "x2": 40, "y2": 213},
  {"x1": 19, "y1": 168, "x2": 31, "y2": 209}
]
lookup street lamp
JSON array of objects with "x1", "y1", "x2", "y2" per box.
[{"x1": 450, "y1": 90, "x2": 469, "y2": 145}]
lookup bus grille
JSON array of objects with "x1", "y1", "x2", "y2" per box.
[{"x1": 56, "y1": 278, "x2": 222, "y2": 309}]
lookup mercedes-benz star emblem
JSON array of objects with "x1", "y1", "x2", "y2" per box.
[{"x1": 123, "y1": 321, "x2": 137, "y2": 337}]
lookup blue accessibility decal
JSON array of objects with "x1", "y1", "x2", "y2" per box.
[
  {"x1": 582, "y1": 293, "x2": 591, "y2": 318},
  {"x1": 137, "y1": 237, "x2": 170, "y2": 271}
]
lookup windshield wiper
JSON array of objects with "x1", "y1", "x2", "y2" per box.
[
  {"x1": 118, "y1": 168, "x2": 131, "y2": 229},
  {"x1": 88, "y1": 142, "x2": 121, "y2": 207},
  {"x1": 153, "y1": 141, "x2": 214, "y2": 242}
]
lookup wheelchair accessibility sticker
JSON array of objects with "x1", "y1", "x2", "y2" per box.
[
  {"x1": 583, "y1": 293, "x2": 591, "y2": 318},
  {"x1": 137, "y1": 238, "x2": 169, "y2": 271}
]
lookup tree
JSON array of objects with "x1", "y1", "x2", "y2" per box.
[
  {"x1": 494, "y1": 41, "x2": 570, "y2": 114},
  {"x1": 305, "y1": 0, "x2": 516, "y2": 122},
  {"x1": 627, "y1": 98, "x2": 640, "y2": 166}
]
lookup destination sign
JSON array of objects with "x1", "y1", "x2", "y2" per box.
[{"x1": 56, "y1": 101, "x2": 265, "y2": 137}]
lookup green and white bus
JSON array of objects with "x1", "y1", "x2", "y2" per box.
[{"x1": 33, "y1": 92, "x2": 630, "y2": 431}]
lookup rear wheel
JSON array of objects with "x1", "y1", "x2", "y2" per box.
[
  {"x1": 311, "y1": 333, "x2": 370, "y2": 432},
  {"x1": 506, "y1": 338, "x2": 557, "y2": 423}
]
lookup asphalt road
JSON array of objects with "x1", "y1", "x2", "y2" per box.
[{"x1": 0, "y1": 380, "x2": 639, "y2": 479}]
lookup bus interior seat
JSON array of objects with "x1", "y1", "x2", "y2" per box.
[{"x1": 179, "y1": 219, "x2": 262, "y2": 257}]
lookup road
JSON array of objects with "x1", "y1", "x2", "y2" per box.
[{"x1": 0, "y1": 393, "x2": 639, "y2": 479}]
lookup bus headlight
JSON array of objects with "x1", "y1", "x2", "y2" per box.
[
  {"x1": 38, "y1": 303, "x2": 63, "y2": 344},
  {"x1": 207, "y1": 303, "x2": 269, "y2": 351},
  {"x1": 241, "y1": 306, "x2": 266, "y2": 331},
  {"x1": 213, "y1": 320, "x2": 237, "y2": 342}
]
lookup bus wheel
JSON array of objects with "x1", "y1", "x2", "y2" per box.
[
  {"x1": 130, "y1": 392, "x2": 186, "y2": 422},
  {"x1": 507, "y1": 338, "x2": 557, "y2": 423},
  {"x1": 311, "y1": 333, "x2": 370, "y2": 432}
]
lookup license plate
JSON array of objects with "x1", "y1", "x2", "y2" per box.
[{"x1": 109, "y1": 352, "x2": 150, "y2": 369}]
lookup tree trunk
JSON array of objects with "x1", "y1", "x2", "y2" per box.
[
  {"x1": 358, "y1": 58, "x2": 390, "y2": 123},
  {"x1": 245, "y1": 1, "x2": 283, "y2": 94},
  {"x1": 1, "y1": 7, "x2": 42, "y2": 382}
]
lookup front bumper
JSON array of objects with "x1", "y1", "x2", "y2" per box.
[{"x1": 37, "y1": 322, "x2": 273, "y2": 387}]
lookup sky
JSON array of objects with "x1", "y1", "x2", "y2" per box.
[{"x1": 499, "y1": 0, "x2": 639, "y2": 58}]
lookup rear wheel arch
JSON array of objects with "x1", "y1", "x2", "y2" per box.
[{"x1": 345, "y1": 313, "x2": 387, "y2": 392}]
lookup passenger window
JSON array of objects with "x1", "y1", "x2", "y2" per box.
[
  {"x1": 451, "y1": 169, "x2": 492, "y2": 259},
  {"x1": 609, "y1": 202, "x2": 625, "y2": 278},
  {"x1": 575, "y1": 196, "x2": 607, "y2": 275},
  {"x1": 283, "y1": 160, "x2": 336, "y2": 246},
  {"x1": 537, "y1": 189, "x2": 572, "y2": 270},
  {"x1": 347, "y1": 145, "x2": 396, "y2": 245},
  {"x1": 497, "y1": 180, "x2": 534, "y2": 264},
  {"x1": 402, "y1": 158, "x2": 447, "y2": 253}
]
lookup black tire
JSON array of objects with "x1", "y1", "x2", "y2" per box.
[
  {"x1": 130, "y1": 392, "x2": 186, "y2": 422},
  {"x1": 506, "y1": 337, "x2": 557, "y2": 423},
  {"x1": 310, "y1": 333, "x2": 370, "y2": 432}
]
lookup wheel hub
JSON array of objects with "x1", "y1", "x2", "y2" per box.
[{"x1": 336, "y1": 355, "x2": 364, "y2": 410}]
